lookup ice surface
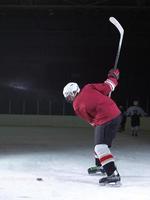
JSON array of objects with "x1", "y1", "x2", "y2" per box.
[{"x1": 0, "y1": 127, "x2": 150, "y2": 200}]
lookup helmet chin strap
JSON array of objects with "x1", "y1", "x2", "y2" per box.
[{"x1": 73, "y1": 90, "x2": 78, "y2": 97}]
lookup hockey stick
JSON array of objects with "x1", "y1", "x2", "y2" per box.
[
  {"x1": 109, "y1": 17, "x2": 124, "y2": 97},
  {"x1": 109, "y1": 17, "x2": 124, "y2": 69}
]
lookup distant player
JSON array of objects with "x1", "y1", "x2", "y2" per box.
[
  {"x1": 63, "y1": 69, "x2": 121, "y2": 185},
  {"x1": 126, "y1": 100, "x2": 147, "y2": 136}
]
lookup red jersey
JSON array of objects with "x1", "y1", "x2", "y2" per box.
[{"x1": 73, "y1": 78, "x2": 121, "y2": 126}]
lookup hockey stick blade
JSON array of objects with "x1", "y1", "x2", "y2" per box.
[
  {"x1": 109, "y1": 17, "x2": 124, "y2": 36},
  {"x1": 109, "y1": 17, "x2": 124, "y2": 69}
]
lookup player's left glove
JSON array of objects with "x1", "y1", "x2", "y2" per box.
[{"x1": 108, "y1": 69, "x2": 120, "y2": 80}]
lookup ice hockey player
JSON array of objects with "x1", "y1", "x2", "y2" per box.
[
  {"x1": 126, "y1": 100, "x2": 147, "y2": 136},
  {"x1": 63, "y1": 69, "x2": 121, "y2": 185}
]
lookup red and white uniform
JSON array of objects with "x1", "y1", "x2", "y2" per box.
[{"x1": 73, "y1": 77, "x2": 121, "y2": 127}]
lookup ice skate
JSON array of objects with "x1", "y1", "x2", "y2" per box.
[
  {"x1": 99, "y1": 171, "x2": 121, "y2": 186},
  {"x1": 88, "y1": 166, "x2": 106, "y2": 175}
]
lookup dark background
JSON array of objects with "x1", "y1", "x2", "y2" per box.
[{"x1": 0, "y1": 0, "x2": 149, "y2": 115}]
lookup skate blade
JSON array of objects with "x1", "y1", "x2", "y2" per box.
[
  {"x1": 99, "y1": 181, "x2": 121, "y2": 187},
  {"x1": 88, "y1": 172, "x2": 106, "y2": 176},
  {"x1": 88, "y1": 169, "x2": 106, "y2": 176}
]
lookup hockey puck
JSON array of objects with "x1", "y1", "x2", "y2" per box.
[{"x1": 36, "y1": 178, "x2": 43, "y2": 181}]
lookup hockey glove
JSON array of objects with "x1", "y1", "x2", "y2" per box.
[{"x1": 108, "y1": 69, "x2": 120, "y2": 80}]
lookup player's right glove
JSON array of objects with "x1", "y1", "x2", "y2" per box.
[{"x1": 108, "y1": 69, "x2": 120, "y2": 80}]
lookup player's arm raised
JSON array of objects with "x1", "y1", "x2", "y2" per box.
[
  {"x1": 91, "y1": 69, "x2": 120, "y2": 96},
  {"x1": 105, "y1": 69, "x2": 120, "y2": 93}
]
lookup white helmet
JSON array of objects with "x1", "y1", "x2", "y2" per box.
[
  {"x1": 133, "y1": 100, "x2": 139, "y2": 106},
  {"x1": 63, "y1": 82, "x2": 80, "y2": 102}
]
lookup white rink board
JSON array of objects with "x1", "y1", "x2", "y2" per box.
[{"x1": 0, "y1": 114, "x2": 150, "y2": 131}]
